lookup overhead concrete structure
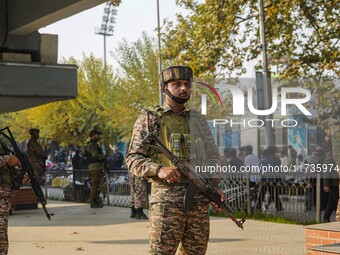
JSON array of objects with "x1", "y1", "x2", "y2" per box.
[{"x1": 0, "y1": 0, "x2": 107, "y2": 114}]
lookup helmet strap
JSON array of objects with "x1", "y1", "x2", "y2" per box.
[{"x1": 165, "y1": 88, "x2": 189, "y2": 104}]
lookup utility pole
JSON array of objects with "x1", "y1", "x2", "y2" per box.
[
  {"x1": 95, "y1": 2, "x2": 118, "y2": 66},
  {"x1": 157, "y1": 0, "x2": 163, "y2": 106},
  {"x1": 259, "y1": 0, "x2": 274, "y2": 146}
]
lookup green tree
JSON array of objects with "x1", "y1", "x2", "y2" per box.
[
  {"x1": 162, "y1": 0, "x2": 339, "y2": 122},
  {"x1": 109, "y1": 32, "x2": 159, "y2": 139},
  {"x1": 163, "y1": 0, "x2": 339, "y2": 78},
  {"x1": 2, "y1": 55, "x2": 119, "y2": 147}
]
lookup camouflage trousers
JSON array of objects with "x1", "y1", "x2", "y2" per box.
[
  {"x1": 149, "y1": 202, "x2": 209, "y2": 255},
  {"x1": 129, "y1": 173, "x2": 147, "y2": 209},
  {"x1": 0, "y1": 185, "x2": 11, "y2": 255}
]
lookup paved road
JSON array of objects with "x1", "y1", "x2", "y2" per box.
[{"x1": 8, "y1": 200, "x2": 306, "y2": 255}]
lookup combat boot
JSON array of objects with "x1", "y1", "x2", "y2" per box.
[
  {"x1": 135, "y1": 208, "x2": 148, "y2": 220},
  {"x1": 90, "y1": 200, "x2": 101, "y2": 208},
  {"x1": 130, "y1": 207, "x2": 136, "y2": 218},
  {"x1": 96, "y1": 197, "x2": 104, "y2": 208}
]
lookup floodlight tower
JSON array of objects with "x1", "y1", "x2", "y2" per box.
[{"x1": 95, "y1": 2, "x2": 118, "y2": 65}]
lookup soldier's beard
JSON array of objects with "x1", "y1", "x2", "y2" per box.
[{"x1": 165, "y1": 89, "x2": 190, "y2": 104}]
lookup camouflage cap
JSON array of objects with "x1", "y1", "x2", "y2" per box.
[
  {"x1": 159, "y1": 66, "x2": 193, "y2": 86},
  {"x1": 29, "y1": 128, "x2": 40, "y2": 135},
  {"x1": 90, "y1": 129, "x2": 102, "y2": 136}
]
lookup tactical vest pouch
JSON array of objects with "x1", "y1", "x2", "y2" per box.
[
  {"x1": 170, "y1": 133, "x2": 181, "y2": 158},
  {"x1": 182, "y1": 134, "x2": 192, "y2": 159}
]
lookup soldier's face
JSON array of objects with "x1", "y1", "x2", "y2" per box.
[
  {"x1": 91, "y1": 134, "x2": 101, "y2": 142},
  {"x1": 166, "y1": 80, "x2": 190, "y2": 99}
]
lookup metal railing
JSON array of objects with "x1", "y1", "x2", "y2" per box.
[
  {"x1": 43, "y1": 170, "x2": 323, "y2": 223},
  {"x1": 220, "y1": 173, "x2": 323, "y2": 223},
  {"x1": 43, "y1": 169, "x2": 131, "y2": 206}
]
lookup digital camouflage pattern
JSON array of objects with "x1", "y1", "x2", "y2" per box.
[
  {"x1": 126, "y1": 103, "x2": 221, "y2": 255},
  {"x1": 149, "y1": 203, "x2": 209, "y2": 255},
  {"x1": 158, "y1": 66, "x2": 193, "y2": 87},
  {"x1": 129, "y1": 172, "x2": 147, "y2": 209},
  {"x1": 0, "y1": 156, "x2": 11, "y2": 255},
  {"x1": 0, "y1": 185, "x2": 11, "y2": 255},
  {"x1": 126, "y1": 104, "x2": 220, "y2": 204},
  {"x1": 27, "y1": 137, "x2": 47, "y2": 183}
]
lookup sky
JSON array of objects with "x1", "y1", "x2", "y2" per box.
[
  {"x1": 39, "y1": 0, "x2": 185, "y2": 67},
  {"x1": 39, "y1": 0, "x2": 256, "y2": 77}
]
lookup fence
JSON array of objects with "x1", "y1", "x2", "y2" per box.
[
  {"x1": 44, "y1": 169, "x2": 131, "y2": 206},
  {"x1": 220, "y1": 173, "x2": 323, "y2": 223},
  {"x1": 43, "y1": 169, "x2": 324, "y2": 223}
]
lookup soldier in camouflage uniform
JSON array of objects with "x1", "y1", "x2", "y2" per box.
[
  {"x1": 126, "y1": 66, "x2": 224, "y2": 255},
  {"x1": 87, "y1": 130, "x2": 106, "y2": 208},
  {"x1": 0, "y1": 150, "x2": 21, "y2": 255},
  {"x1": 323, "y1": 142, "x2": 339, "y2": 222},
  {"x1": 27, "y1": 128, "x2": 47, "y2": 184},
  {"x1": 129, "y1": 172, "x2": 148, "y2": 219}
]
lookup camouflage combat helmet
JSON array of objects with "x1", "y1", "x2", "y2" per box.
[
  {"x1": 159, "y1": 65, "x2": 193, "y2": 104},
  {"x1": 159, "y1": 66, "x2": 193, "y2": 88}
]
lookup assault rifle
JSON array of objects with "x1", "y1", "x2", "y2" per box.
[
  {"x1": 0, "y1": 126, "x2": 53, "y2": 220},
  {"x1": 141, "y1": 131, "x2": 246, "y2": 229}
]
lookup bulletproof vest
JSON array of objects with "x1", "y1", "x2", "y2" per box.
[
  {"x1": 147, "y1": 107, "x2": 208, "y2": 179},
  {"x1": 86, "y1": 141, "x2": 104, "y2": 164}
]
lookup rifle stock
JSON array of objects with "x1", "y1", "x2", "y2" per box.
[
  {"x1": 0, "y1": 126, "x2": 53, "y2": 220},
  {"x1": 142, "y1": 132, "x2": 245, "y2": 229}
]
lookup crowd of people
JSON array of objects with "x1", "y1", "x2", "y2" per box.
[{"x1": 223, "y1": 142, "x2": 339, "y2": 222}]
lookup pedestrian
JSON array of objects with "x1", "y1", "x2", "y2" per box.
[
  {"x1": 322, "y1": 141, "x2": 339, "y2": 222},
  {"x1": 304, "y1": 151, "x2": 321, "y2": 211},
  {"x1": 126, "y1": 65, "x2": 224, "y2": 255},
  {"x1": 0, "y1": 152, "x2": 21, "y2": 255},
  {"x1": 287, "y1": 145, "x2": 297, "y2": 168},
  {"x1": 279, "y1": 151, "x2": 288, "y2": 167},
  {"x1": 337, "y1": 182, "x2": 340, "y2": 221},
  {"x1": 27, "y1": 128, "x2": 47, "y2": 185},
  {"x1": 72, "y1": 149, "x2": 81, "y2": 170},
  {"x1": 259, "y1": 146, "x2": 283, "y2": 212},
  {"x1": 129, "y1": 172, "x2": 148, "y2": 219},
  {"x1": 226, "y1": 148, "x2": 244, "y2": 172},
  {"x1": 244, "y1": 145, "x2": 261, "y2": 211},
  {"x1": 113, "y1": 148, "x2": 124, "y2": 170},
  {"x1": 87, "y1": 130, "x2": 106, "y2": 208},
  {"x1": 244, "y1": 145, "x2": 260, "y2": 184}
]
